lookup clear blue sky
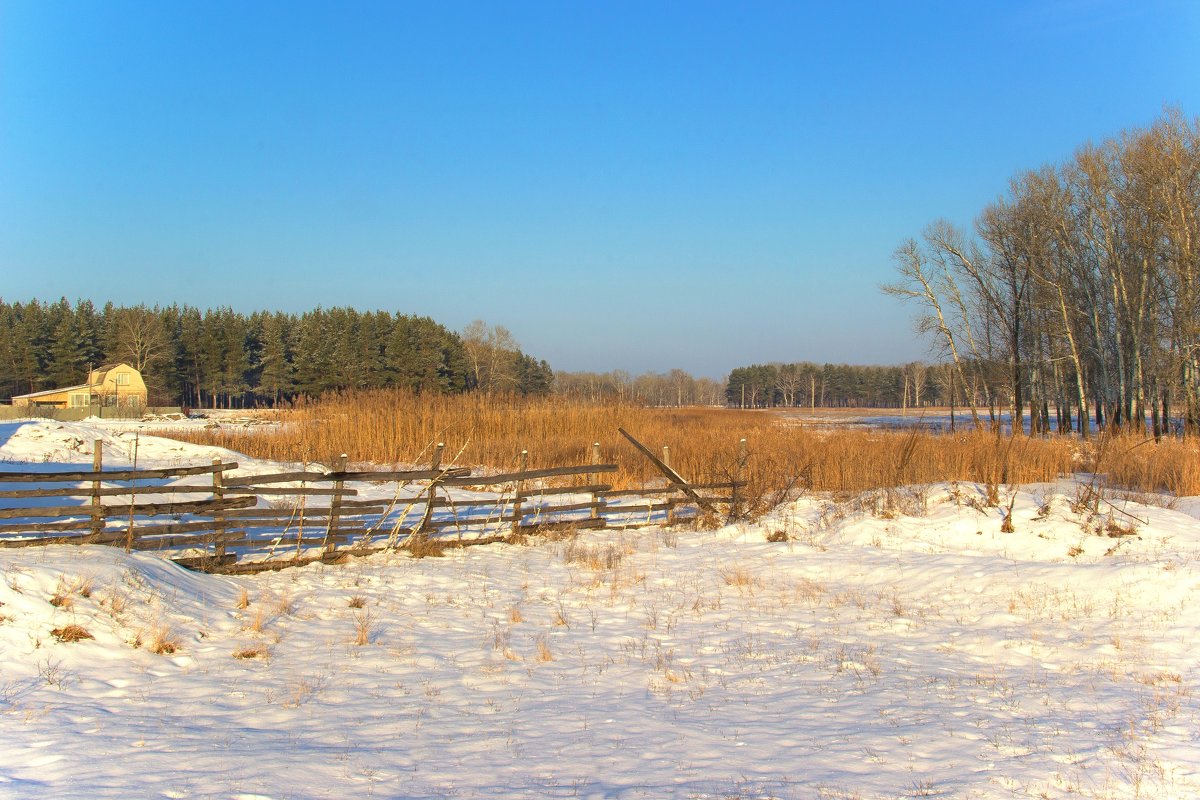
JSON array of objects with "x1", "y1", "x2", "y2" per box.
[{"x1": 2, "y1": 1, "x2": 1197, "y2": 378}]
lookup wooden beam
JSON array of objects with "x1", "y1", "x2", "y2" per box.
[
  {"x1": 0, "y1": 485, "x2": 221, "y2": 499},
  {"x1": 0, "y1": 462, "x2": 238, "y2": 483},
  {"x1": 441, "y1": 463, "x2": 617, "y2": 486},
  {"x1": 0, "y1": 495, "x2": 256, "y2": 520},
  {"x1": 617, "y1": 428, "x2": 714, "y2": 512}
]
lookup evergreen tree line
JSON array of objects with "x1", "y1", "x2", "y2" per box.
[
  {"x1": 0, "y1": 300, "x2": 554, "y2": 407},
  {"x1": 885, "y1": 110, "x2": 1200, "y2": 437}
]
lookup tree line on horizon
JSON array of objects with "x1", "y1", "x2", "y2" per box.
[
  {"x1": 2, "y1": 297, "x2": 942, "y2": 413},
  {"x1": 723, "y1": 361, "x2": 951, "y2": 410},
  {"x1": 0, "y1": 300, "x2": 554, "y2": 407},
  {"x1": 885, "y1": 110, "x2": 1199, "y2": 437}
]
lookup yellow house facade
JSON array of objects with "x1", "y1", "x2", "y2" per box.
[{"x1": 11, "y1": 363, "x2": 148, "y2": 409}]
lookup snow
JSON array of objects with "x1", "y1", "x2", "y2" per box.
[{"x1": 1, "y1": 418, "x2": 1198, "y2": 798}]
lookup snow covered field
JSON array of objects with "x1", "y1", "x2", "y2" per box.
[{"x1": 1, "y1": 419, "x2": 1198, "y2": 798}]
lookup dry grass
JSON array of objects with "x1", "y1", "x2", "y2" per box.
[
  {"x1": 562, "y1": 539, "x2": 624, "y2": 570},
  {"x1": 352, "y1": 609, "x2": 374, "y2": 646},
  {"x1": 50, "y1": 624, "x2": 93, "y2": 643},
  {"x1": 232, "y1": 645, "x2": 270, "y2": 660},
  {"x1": 133, "y1": 623, "x2": 181, "y2": 655},
  {"x1": 156, "y1": 391, "x2": 1200, "y2": 511},
  {"x1": 1082, "y1": 434, "x2": 1200, "y2": 496}
]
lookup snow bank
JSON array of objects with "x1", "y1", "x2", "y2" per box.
[{"x1": 1, "y1": 420, "x2": 1198, "y2": 798}]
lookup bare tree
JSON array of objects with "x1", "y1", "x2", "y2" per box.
[
  {"x1": 461, "y1": 320, "x2": 520, "y2": 392},
  {"x1": 882, "y1": 238, "x2": 983, "y2": 428}
]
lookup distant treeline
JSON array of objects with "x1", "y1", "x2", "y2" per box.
[
  {"x1": 551, "y1": 369, "x2": 727, "y2": 407},
  {"x1": 725, "y1": 362, "x2": 954, "y2": 409},
  {"x1": 0, "y1": 300, "x2": 553, "y2": 407}
]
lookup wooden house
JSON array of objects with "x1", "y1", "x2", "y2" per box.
[{"x1": 11, "y1": 363, "x2": 148, "y2": 409}]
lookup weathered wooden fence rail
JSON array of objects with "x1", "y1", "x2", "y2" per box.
[{"x1": 0, "y1": 431, "x2": 745, "y2": 573}]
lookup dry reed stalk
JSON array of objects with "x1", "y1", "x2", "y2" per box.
[{"x1": 154, "y1": 391, "x2": 1199, "y2": 508}]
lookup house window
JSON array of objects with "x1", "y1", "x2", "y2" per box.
[
  {"x1": 116, "y1": 373, "x2": 130, "y2": 386},
  {"x1": 69, "y1": 394, "x2": 89, "y2": 408}
]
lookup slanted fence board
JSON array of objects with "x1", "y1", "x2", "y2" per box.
[
  {"x1": 0, "y1": 463, "x2": 238, "y2": 483},
  {"x1": 131, "y1": 532, "x2": 244, "y2": 550},
  {"x1": 224, "y1": 487, "x2": 356, "y2": 497},
  {"x1": 223, "y1": 471, "x2": 327, "y2": 487},
  {"x1": 601, "y1": 487, "x2": 681, "y2": 498},
  {"x1": 0, "y1": 530, "x2": 128, "y2": 548},
  {"x1": 0, "y1": 495, "x2": 256, "y2": 520},
  {"x1": 441, "y1": 464, "x2": 617, "y2": 486},
  {"x1": 522, "y1": 500, "x2": 605, "y2": 517},
  {"x1": 518, "y1": 484, "x2": 611, "y2": 499},
  {"x1": 324, "y1": 467, "x2": 472, "y2": 483},
  {"x1": 0, "y1": 485, "x2": 222, "y2": 499}
]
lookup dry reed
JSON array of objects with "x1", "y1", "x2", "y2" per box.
[{"x1": 155, "y1": 390, "x2": 1200, "y2": 510}]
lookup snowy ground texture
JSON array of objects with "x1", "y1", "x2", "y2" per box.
[{"x1": 1, "y1": 420, "x2": 1199, "y2": 799}]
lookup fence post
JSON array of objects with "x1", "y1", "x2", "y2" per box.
[
  {"x1": 325, "y1": 454, "x2": 348, "y2": 554},
  {"x1": 212, "y1": 456, "x2": 226, "y2": 561},
  {"x1": 589, "y1": 441, "x2": 601, "y2": 520},
  {"x1": 511, "y1": 450, "x2": 528, "y2": 535},
  {"x1": 90, "y1": 440, "x2": 104, "y2": 540},
  {"x1": 733, "y1": 437, "x2": 748, "y2": 520},
  {"x1": 417, "y1": 442, "x2": 445, "y2": 536}
]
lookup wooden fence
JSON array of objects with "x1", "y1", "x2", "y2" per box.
[{"x1": 0, "y1": 430, "x2": 745, "y2": 573}]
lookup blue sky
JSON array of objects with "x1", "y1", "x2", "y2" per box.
[{"x1": 2, "y1": 1, "x2": 1197, "y2": 378}]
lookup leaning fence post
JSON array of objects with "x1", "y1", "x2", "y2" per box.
[
  {"x1": 324, "y1": 454, "x2": 348, "y2": 554},
  {"x1": 417, "y1": 442, "x2": 445, "y2": 536},
  {"x1": 90, "y1": 440, "x2": 104, "y2": 540},
  {"x1": 212, "y1": 456, "x2": 226, "y2": 561},
  {"x1": 511, "y1": 449, "x2": 528, "y2": 535}
]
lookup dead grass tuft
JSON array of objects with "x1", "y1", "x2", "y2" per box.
[
  {"x1": 139, "y1": 624, "x2": 181, "y2": 655},
  {"x1": 50, "y1": 624, "x2": 93, "y2": 643},
  {"x1": 562, "y1": 539, "x2": 623, "y2": 570},
  {"x1": 233, "y1": 645, "x2": 270, "y2": 660},
  {"x1": 406, "y1": 535, "x2": 447, "y2": 558},
  {"x1": 352, "y1": 609, "x2": 374, "y2": 646},
  {"x1": 719, "y1": 564, "x2": 757, "y2": 588}
]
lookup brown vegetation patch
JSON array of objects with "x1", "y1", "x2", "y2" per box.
[
  {"x1": 156, "y1": 392, "x2": 1198, "y2": 514},
  {"x1": 51, "y1": 624, "x2": 94, "y2": 643}
]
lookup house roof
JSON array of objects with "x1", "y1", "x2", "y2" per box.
[
  {"x1": 11, "y1": 364, "x2": 142, "y2": 401},
  {"x1": 88, "y1": 364, "x2": 128, "y2": 380},
  {"x1": 12, "y1": 383, "x2": 90, "y2": 400}
]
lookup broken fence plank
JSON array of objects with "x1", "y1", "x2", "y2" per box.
[
  {"x1": 0, "y1": 495, "x2": 256, "y2": 520},
  {"x1": 441, "y1": 464, "x2": 618, "y2": 486},
  {"x1": 0, "y1": 463, "x2": 238, "y2": 483}
]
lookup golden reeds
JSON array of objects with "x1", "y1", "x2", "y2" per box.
[{"x1": 155, "y1": 390, "x2": 1199, "y2": 509}]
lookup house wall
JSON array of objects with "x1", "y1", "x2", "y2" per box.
[
  {"x1": 94, "y1": 364, "x2": 148, "y2": 406},
  {"x1": 0, "y1": 405, "x2": 182, "y2": 422},
  {"x1": 11, "y1": 364, "x2": 149, "y2": 410}
]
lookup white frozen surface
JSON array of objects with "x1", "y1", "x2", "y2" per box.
[{"x1": 1, "y1": 419, "x2": 1198, "y2": 798}]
